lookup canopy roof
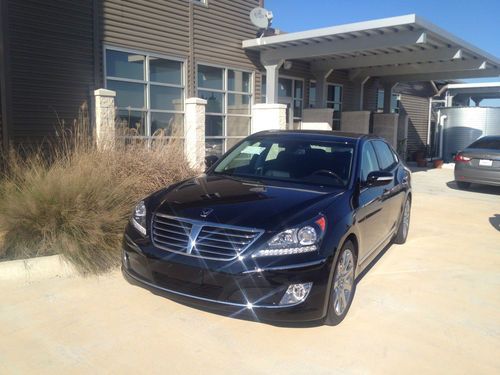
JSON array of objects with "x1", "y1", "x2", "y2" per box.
[
  {"x1": 243, "y1": 15, "x2": 500, "y2": 82},
  {"x1": 446, "y1": 82, "x2": 500, "y2": 100}
]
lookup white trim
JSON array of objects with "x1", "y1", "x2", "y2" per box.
[
  {"x1": 243, "y1": 14, "x2": 419, "y2": 48},
  {"x1": 242, "y1": 14, "x2": 500, "y2": 71}
]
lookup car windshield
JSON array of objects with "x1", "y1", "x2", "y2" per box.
[
  {"x1": 468, "y1": 137, "x2": 500, "y2": 150},
  {"x1": 213, "y1": 137, "x2": 355, "y2": 187}
]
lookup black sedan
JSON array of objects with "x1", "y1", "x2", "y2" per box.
[
  {"x1": 122, "y1": 131, "x2": 412, "y2": 325},
  {"x1": 454, "y1": 135, "x2": 500, "y2": 189}
]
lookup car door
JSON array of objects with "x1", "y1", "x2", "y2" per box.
[
  {"x1": 356, "y1": 141, "x2": 392, "y2": 263},
  {"x1": 371, "y1": 140, "x2": 406, "y2": 234}
]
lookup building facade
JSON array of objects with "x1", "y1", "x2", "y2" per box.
[{"x1": 1, "y1": 1, "x2": 499, "y2": 158}]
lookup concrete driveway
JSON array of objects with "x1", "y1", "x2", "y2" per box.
[{"x1": 1, "y1": 168, "x2": 499, "y2": 374}]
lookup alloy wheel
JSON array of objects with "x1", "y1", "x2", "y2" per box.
[
  {"x1": 402, "y1": 199, "x2": 411, "y2": 239},
  {"x1": 333, "y1": 249, "x2": 355, "y2": 316}
]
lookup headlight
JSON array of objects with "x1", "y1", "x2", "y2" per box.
[
  {"x1": 252, "y1": 216, "x2": 326, "y2": 258},
  {"x1": 131, "y1": 200, "x2": 147, "y2": 235}
]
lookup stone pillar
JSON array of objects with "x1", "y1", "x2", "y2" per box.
[
  {"x1": 373, "y1": 113, "x2": 399, "y2": 147},
  {"x1": 251, "y1": 103, "x2": 287, "y2": 133},
  {"x1": 341, "y1": 111, "x2": 371, "y2": 134},
  {"x1": 184, "y1": 97, "x2": 206, "y2": 171},
  {"x1": 397, "y1": 113, "x2": 409, "y2": 160},
  {"x1": 301, "y1": 108, "x2": 334, "y2": 131},
  {"x1": 94, "y1": 88, "x2": 116, "y2": 150}
]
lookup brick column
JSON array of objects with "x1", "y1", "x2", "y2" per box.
[
  {"x1": 184, "y1": 97, "x2": 206, "y2": 170},
  {"x1": 94, "y1": 88, "x2": 116, "y2": 150}
]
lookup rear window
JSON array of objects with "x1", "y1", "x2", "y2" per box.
[{"x1": 468, "y1": 138, "x2": 500, "y2": 150}]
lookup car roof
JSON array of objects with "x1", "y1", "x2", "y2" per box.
[{"x1": 250, "y1": 130, "x2": 379, "y2": 142}]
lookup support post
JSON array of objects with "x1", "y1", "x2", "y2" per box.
[
  {"x1": 312, "y1": 68, "x2": 333, "y2": 108},
  {"x1": 383, "y1": 82, "x2": 396, "y2": 113},
  {"x1": 94, "y1": 88, "x2": 116, "y2": 150},
  {"x1": 262, "y1": 59, "x2": 283, "y2": 104},
  {"x1": 352, "y1": 76, "x2": 370, "y2": 110},
  {"x1": 184, "y1": 97, "x2": 206, "y2": 171}
]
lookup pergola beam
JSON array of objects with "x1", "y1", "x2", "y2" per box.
[
  {"x1": 261, "y1": 30, "x2": 427, "y2": 61},
  {"x1": 311, "y1": 48, "x2": 463, "y2": 71},
  {"x1": 351, "y1": 59, "x2": 489, "y2": 79},
  {"x1": 378, "y1": 68, "x2": 500, "y2": 83}
]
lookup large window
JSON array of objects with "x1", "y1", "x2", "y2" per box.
[
  {"x1": 376, "y1": 89, "x2": 400, "y2": 113},
  {"x1": 105, "y1": 48, "x2": 184, "y2": 138},
  {"x1": 327, "y1": 84, "x2": 342, "y2": 130},
  {"x1": 197, "y1": 65, "x2": 252, "y2": 155}
]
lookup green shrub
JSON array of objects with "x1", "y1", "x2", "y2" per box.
[{"x1": 0, "y1": 124, "x2": 195, "y2": 274}]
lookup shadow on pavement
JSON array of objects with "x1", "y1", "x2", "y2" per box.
[
  {"x1": 446, "y1": 181, "x2": 500, "y2": 196},
  {"x1": 489, "y1": 215, "x2": 500, "y2": 232}
]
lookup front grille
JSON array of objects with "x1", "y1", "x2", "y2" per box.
[{"x1": 151, "y1": 214, "x2": 263, "y2": 261}]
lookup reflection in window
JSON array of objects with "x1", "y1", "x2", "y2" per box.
[
  {"x1": 197, "y1": 65, "x2": 253, "y2": 156},
  {"x1": 105, "y1": 48, "x2": 184, "y2": 138}
]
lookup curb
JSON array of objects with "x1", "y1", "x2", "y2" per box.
[{"x1": 0, "y1": 254, "x2": 78, "y2": 282}]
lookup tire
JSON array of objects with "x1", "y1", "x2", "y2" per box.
[
  {"x1": 394, "y1": 197, "x2": 411, "y2": 244},
  {"x1": 456, "y1": 181, "x2": 471, "y2": 190},
  {"x1": 325, "y1": 240, "x2": 357, "y2": 326}
]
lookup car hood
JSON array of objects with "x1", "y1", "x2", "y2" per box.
[{"x1": 151, "y1": 174, "x2": 345, "y2": 230}]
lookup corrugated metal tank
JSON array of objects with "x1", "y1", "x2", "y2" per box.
[{"x1": 441, "y1": 107, "x2": 500, "y2": 162}]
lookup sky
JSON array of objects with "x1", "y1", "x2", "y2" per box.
[{"x1": 265, "y1": 0, "x2": 500, "y2": 91}]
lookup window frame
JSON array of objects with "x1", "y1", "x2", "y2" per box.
[
  {"x1": 104, "y1": 45, "x2": 187, "y2": 138},
  {"x1": 260, "y1": 74, "x2": 305, "y2": 121},
  {"x1": 196, "y1": 62, "x2": 254, "y2": 155}
]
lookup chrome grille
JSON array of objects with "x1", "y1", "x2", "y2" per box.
[{"x1": 151, "y1": 214, "x2": 263, "y2": 261}]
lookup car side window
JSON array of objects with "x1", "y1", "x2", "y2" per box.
[
  {"x1": 372, "y1": 140, "x2": 397, "y2": 170},
  {"x1": 360, "y1": 142, "x2": 380, "y2": 182}
]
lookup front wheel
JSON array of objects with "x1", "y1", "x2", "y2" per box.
[
  {"x1": 325, "y1": 241, "x2": 357, "y2": 326},
  {"x1": 394, "y1": 197, "x2": 411, "y2": 244}
]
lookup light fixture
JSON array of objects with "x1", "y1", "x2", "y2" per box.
[{"x1": 279, "y1": 283, "x2": 313, "y2": 305}]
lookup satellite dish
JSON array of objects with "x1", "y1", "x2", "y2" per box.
[{"x1": 250, "y1": 7, "x2": 273, "y2": 30}]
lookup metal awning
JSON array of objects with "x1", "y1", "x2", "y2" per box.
[{"x1": 243, "y1": 14, "x2": 500, "y2": 82}]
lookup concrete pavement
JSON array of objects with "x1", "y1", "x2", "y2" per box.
[{"x1": 1, "y1": 168, "x2": 499, "y2": 374}]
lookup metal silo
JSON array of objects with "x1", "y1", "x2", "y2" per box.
[{"x1": 441, "y1": 107, "x2": 500, "y2": 162}]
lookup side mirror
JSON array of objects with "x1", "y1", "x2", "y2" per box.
[
  {"x1": 365, "y1": 171, "x2": 393, "y2": 187},
  {"x1": 205, "y1": 155, "x2": 219, "y2": 170}
]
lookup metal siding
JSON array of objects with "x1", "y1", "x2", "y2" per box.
[
  {"x1": 193, "y1": 0, "x2": 260, "y2": 70},
  {"x1": 399, "y1": 94, "x2": 430, "y2": 154},
  {"x1": 7, "y1": 0, "x2": 95, "y2": 144},
  {"x1": 101, "y1": 0, "x2": 190, "y2": 57},
  {"x1": 101, "y1": 1, "x2": 262, "y2": 96}
]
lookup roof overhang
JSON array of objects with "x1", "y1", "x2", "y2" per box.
[
  {"x1": 445, "y1": 82, "x2": 500, "y2": 100},
  {"x1": 243, "y1": 14, "x2": 500, "y2": 82}
]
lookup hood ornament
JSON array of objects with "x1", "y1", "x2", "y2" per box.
[{"x1": 200, "y1": 208, "x2": 214, "y2": 218}]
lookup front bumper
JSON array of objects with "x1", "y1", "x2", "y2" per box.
[{"x1": 122, "y1": 234, "x2": 332, "y2": 323}]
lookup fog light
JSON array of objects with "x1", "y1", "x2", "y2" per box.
[{"x1": 279, "y1": 282, "x2": 313, "y2": 305}]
